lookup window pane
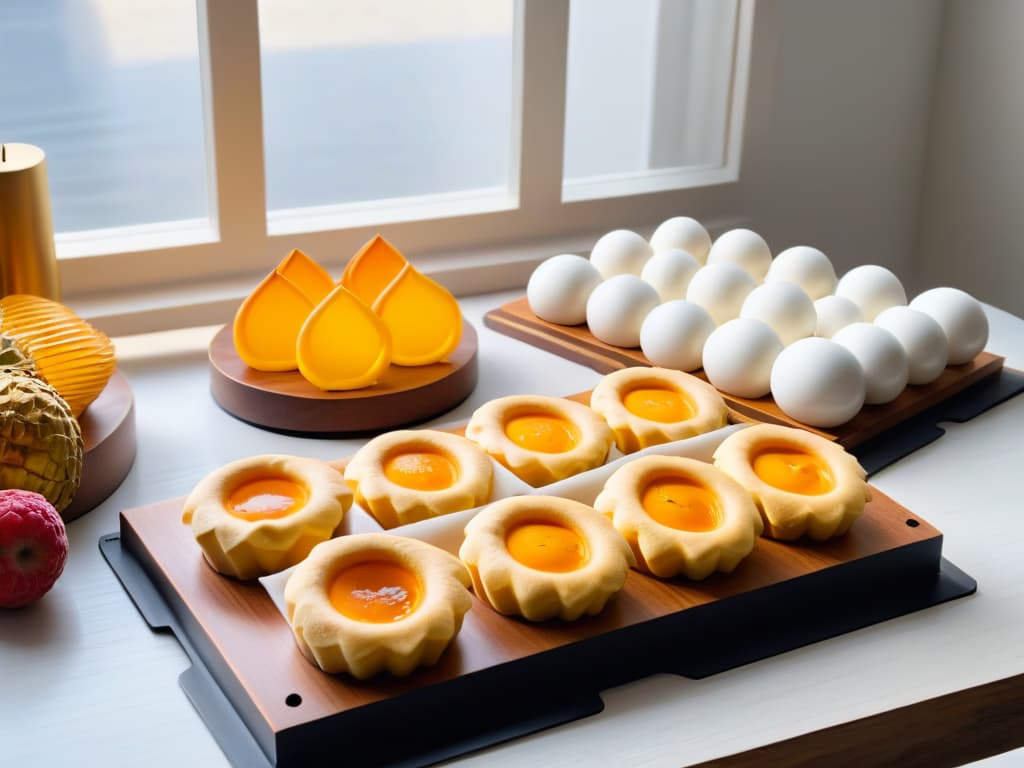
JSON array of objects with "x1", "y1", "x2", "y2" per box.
[
  {"x1": 259, "y1": 0, "x2": 514, "y2": 212},
  {"x1": 0, "y1": 0, "x2": 209, "y2": 233},
  {"x1": 563, "y1": 0, "x2": 738, "y2": 185}
]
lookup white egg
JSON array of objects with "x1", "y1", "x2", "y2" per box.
[
  {"x1": 874, "y1": 306, "x2": 949, "y2": 385},
  {"x1": 832, "y1": 323, "x2": 909, "y2": 404},
  {"x1": 834, "y1": 264, "x2": 907, "y2": 321},
  {"x1": 770, "y1": 338, "x2": 866, "y2": 427},
  {"x1": 764, "y1": 246, "x2": 837, "y2": 299},
  {"x1": 589, "y1": 229, "x2": 653, "y2": 278},
  {"x1": 702, "y1": 318, "x2": 783, "y2": 398},
  {"x1": 649, "y1": 217, "x2": 712, "y2": 263},
  {"x1": 640, "y1": 248, "x2": 701, "y2": 301},
  {"x1": 706, "y1": 228, "x2": 772, "y2": 282},
  {"x1": 526, "y1": 253, "x2": 603, "y2": 325},
  {"x1": 685, "y1": 263, "x2": 756, "y2": 326},
  {"x1": 586, "y1": 274, "x2": 661, "y2": 348},
  {"x1": 909, "y1": 287, "x2": 989, "y2": 364},
  {"x1": 814, "y1": 295, "x2": 863, "y2": 338},
  {"x1": 639, "y1": 300, "x2": 715, "y2": 372},
  {"x1": 739, "y1": 281, "x2": 816, "y2": 346}
]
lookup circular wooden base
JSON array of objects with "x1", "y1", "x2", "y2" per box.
[
  {"x1": 63, "y1": 370, "x2": 137, "y2": 523},
  {"x1": 208, "y1": 321, "x2": 479, "y2": 435}
]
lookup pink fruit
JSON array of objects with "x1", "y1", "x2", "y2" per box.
[{"x1": 0, "y1": 490, "x2": 68, "y2": 608}]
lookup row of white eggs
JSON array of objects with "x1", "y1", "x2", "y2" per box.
[{"x1": 527, "y1": 218, "x2": 989, "y2": 428}]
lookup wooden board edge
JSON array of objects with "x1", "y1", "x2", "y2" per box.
[{"x1": 690, "y1": 673, "x2": 1024, "y2": 768}]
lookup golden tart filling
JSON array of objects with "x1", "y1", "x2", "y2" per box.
[
  {"x1": 182, "y1": 455, "x2": 351, "y2": 580},
  {"x1": 594, "y1": 456, "x2": 762, "y2": 580},
  {"x1": 286, "y1": 533, "x2": 472, "y2": 678},
  {"x1": 459, "y1": 495, "x2": 634, "y2": 622},
  {"x1": 590, "y1": 367, "x2": 729, "y2": 454},
  {"x1": 640, "y1": 477, "x2": 720, "y2": 532},
  {"x1": 623, "y1": 387, "x2": 696, "y2": 423},
  {"x1": 465, "y1": 395, "x2": 613, "y2": 487},
  {"x1": 505, "y1": 521, "x2": 588, "y2": 573},
  {"x1": 328, "y1": 560, "x2": 422, "y2": 623},
  {"x1": 712, "y1": 424, "x2": 871, "y2": 541},
  {"x1": 345, "y1": 430, "x2": 493, "y2": 529},
  {"x1": 226, "y1": 477, "x2": 310, "y2": 521},
  {"x1": 751, "y1": 447, "x2": 835, "y2": 496}
]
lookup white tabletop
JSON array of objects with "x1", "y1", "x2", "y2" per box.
[{"x1": 2, "y1": 290, "x2": 1022, "y2": 768}]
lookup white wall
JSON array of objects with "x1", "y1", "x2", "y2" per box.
[
  {"x1": 914, "y1": 0, "x2": 1024, "y2": 315},
  {"x1": 717, "y1": 0, "x2": 945, "y2": 281}
]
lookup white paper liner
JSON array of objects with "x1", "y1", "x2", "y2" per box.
[{"x1": 260, "y1": 423, "x2": 746, "y2": 620}]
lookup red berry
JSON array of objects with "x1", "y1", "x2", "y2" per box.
[{"x1": 0, "y1": 490, "x2": 69, "y2": 608}]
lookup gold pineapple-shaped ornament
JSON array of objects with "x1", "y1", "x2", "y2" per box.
[{"x1": 0, "y1": 366, "x2": 84, "y2": 513}]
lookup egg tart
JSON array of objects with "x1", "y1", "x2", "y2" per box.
[
  {"x1": 459, "y1": 495, "x2": 634, "y2": 622},
  {"x1": 182, "y1": 455, "x2": 351, "y2": 579},
  {"x1": 344, "y1": 430, "x2": 493, "y2": 529},
  {"x1": 712, "y1": 425, "x2": 870, "y2": 541},
  {"x1": 464, "y1": 395, "x2": 614, "y2": 487},
  {"x1": 285, "y1": 533, "x2": 472, "y2": 678},
  {"x1": 590, "y1": 367, "x2": 729, "y2": 454},
  {"x1": 594, "y1": 455, "x2": 762, "y2": 580}
]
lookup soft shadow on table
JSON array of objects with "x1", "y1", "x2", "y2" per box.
[{"x1": 0, "y1": 589, "x2": 80, "y2": 649}]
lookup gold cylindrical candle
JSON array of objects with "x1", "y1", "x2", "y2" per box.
[{"x1": 0, "y1": 143, "x2": 61, "y2": 300}]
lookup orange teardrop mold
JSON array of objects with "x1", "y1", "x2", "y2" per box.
[
  {"x1": 296, "y1": 284, "x2": 392, "y2": 390},
  {"x1": 276, "y1": 248, "x2": 335, "y2": 305},
  {"x1": 0, "y1": 295, "x2": 116, "y2": 417},
  {"x1": 372, "y1": 263, "x2": 463, "y2": 366},
  {"x1": 341, "y1": 235, "x2": 408, "y2": 306},
  {"x1": 233, "y1": 271, "x2": 313, "y2": 371}
]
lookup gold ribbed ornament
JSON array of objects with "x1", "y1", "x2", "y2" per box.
[{"x1": 0, "y1": 294, "x2": 116, "y2": 417}]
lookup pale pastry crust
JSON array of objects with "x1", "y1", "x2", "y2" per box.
[
  {"x1": 182, "y1": 454, "x2": 351, "y2": 580},
  {"x1": 459, "y1": 495, "x2": 635, "y2": 621},
  {"x1": 344, "y1": 430, "x2": 493, "y2": 529},
  {"x1": 593, "y1": 455, "x2": 762, "y2": 580},
  {"x1": 464, "y1": 395, "x2": 613, "y2": 487},
  {"x1": 285, "y1": 533, "x2": 472, "y2": 679},
  {"x1": 712, "y1": 425, "x2": 871, "y2": 541},
  {"x1": 589, "y1": 367, "x2": 729, "y2": 454}
]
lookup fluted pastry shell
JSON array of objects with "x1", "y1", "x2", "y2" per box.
[
  {"x1": 712, "y1": 424, "x2": 870, "y2": 541},
  {"x1": 0, "y1": 294, "x2": 116, "y2": 417},
  {"x1": 589, "y1": 367, "x2": 729, "y2": 454},
  {"x1": 182, "y1": 454, "x2": 351, "y2": 579},
  {"x1": 344, "y1": 429, "x2": 493, "y2": 529},
  {"x1": 459, "y1": 495, "x2": 634, "y2": 622},
  {"x1": 285, "y1": 533, "x2": 472, "y2": 678},
  {"x1": 593, "y1": 455, "x2": 762, "y2": 579},
  {"x1": 464, "y1": 395, "x2": 613, "y2": 487}
]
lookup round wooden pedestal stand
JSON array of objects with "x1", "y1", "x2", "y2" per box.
[
  {"x1": 208, "y1": 321, "x2": 479, "y2": 434},
  {"x1": 63, "y1": 370, "x2": 137, "y2": 522}
]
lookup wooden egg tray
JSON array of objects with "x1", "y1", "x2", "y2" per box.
[
  {"x1": 101, "y1": 412, "x2": 976, "y2": 767},
  {"x1": 483, "y1": 297, "x2": 1020, "y2": 470}
]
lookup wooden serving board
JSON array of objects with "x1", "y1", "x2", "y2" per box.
[
  {"x1": 484, "y1": 296, "x2": 1005, "y2": 449},
  {"x1": 110, "y1": 482, "x2": 968, "y2": 768},
  {"x1": 208, "y1": 320, "x2": 478, "y2": 435}
]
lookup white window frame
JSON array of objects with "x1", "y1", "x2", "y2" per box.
[{"x1": 56, "y1": 0, "x2": 756, "y2": 336}]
